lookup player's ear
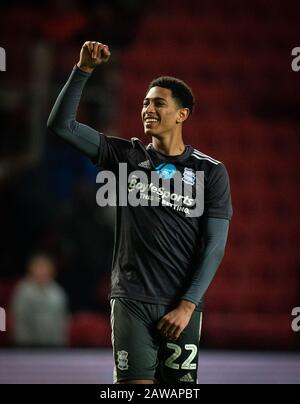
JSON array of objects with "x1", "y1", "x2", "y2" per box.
[{"x1": 176, "y1": 108, "x2": 190, "y2": 124}]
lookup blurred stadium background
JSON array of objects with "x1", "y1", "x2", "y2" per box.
[{"x1": 0, "y1": 0, "x2": 299, "y2": 383}]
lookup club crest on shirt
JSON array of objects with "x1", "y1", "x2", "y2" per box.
[
  {"x1": 182, "y1": 168, "x2": 196, "y2": 185},
  {"x1": 117, "y1": 350, "x2": 129, "y2": 370}
]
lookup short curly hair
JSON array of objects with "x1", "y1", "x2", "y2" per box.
[{"x1": 147, "y1": 76, "x2": 195, "y2": 114}]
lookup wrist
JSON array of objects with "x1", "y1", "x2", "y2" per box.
[
  {"x1": 178, "y1": 299, "x2": 196, "y2": 314},
  {"x1": 76, "y1": 62, "x2": 94, "y2": 74}
]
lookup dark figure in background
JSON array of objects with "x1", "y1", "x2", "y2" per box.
[{"x1": 11, "y1": 253, "x2": 68, "y2": 347}]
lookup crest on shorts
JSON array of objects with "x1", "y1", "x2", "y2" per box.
[{"x1": 117, "y1": 350, "x2": 129, "y2": 370}]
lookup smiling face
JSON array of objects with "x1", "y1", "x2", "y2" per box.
[{"x1": 141, "y1": 86, "x2": 189, "y2": 138}]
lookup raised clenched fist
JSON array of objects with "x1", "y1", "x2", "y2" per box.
[{"x1": 77, "y1": 41, "x2": 111, "y2": 73}]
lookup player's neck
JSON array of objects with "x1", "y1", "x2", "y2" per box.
[{"x1": 151, "y1": 133, "x2": 185, "y2": 156}]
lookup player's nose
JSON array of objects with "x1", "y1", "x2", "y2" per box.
[{"x1": 145, "y1": 102, "x2": 156, "y2": 113}]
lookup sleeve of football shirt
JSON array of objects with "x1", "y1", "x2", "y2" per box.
[
  {"x1": 181, "y1": 217, "x2": 229, "y2": 307},
  {"x1": 47, "y1": 66, "x2": 100, "y2": 162},
  {"x1": 181, "y1": 161, "x2": 233, "y2": 307},
  {"x1": 47, "y1": 65, "x2": 131, "y2": 170}
]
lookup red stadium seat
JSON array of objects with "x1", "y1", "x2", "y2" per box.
[{"x1": 69, "y1": 312, "x2": 111, "y2": 348}]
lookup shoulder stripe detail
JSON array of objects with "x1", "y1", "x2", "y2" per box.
[
  {"x1": 191, "y1": 153, "x2": 219, "y2": 165},
  {"x1": 192, "y1": 149, "x2": 221, "y2": 164}
]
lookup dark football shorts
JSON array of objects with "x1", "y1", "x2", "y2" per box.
[{"x1": 110, "y1": 297, "x2": 203, "y2": 384}]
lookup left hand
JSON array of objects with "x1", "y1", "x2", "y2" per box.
[{"x1": 157, "y1": 300, "x2": 196, "y2": 340}]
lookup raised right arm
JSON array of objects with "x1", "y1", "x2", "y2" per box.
[{"x1": 47, "y1": 41, "x2": 111, "y2": 162}]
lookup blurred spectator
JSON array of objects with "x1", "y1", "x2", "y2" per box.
[{"x1": 10, "y1": 253, "x2": 69, "y2": 346}]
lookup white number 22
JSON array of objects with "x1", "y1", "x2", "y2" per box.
[{"x1": 165, "y1": 343, "x2": 197, "y2": 370}]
